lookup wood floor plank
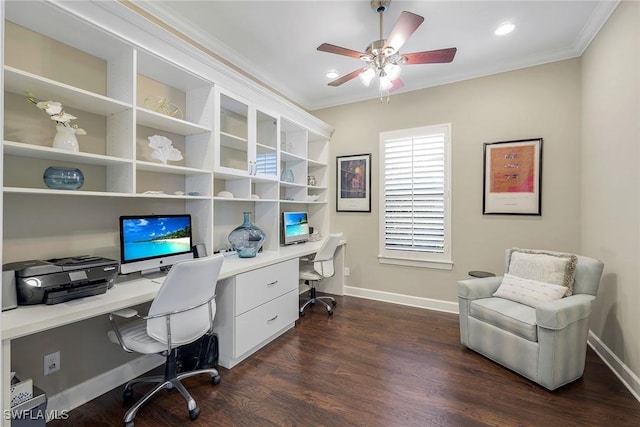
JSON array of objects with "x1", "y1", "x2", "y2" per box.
[{"x1": 49, "y1": 295, "x2": 640, "y2": 426}]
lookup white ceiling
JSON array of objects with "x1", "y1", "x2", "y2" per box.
[{"x1": 135, "y1": 0, "x2": 618, "y2": 111}]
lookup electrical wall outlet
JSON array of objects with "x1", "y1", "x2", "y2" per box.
[
  {"x1": 344, "y1": 267, "x2": 350, "y2": 277},
  {"x1": 44, "y1": 351, "x2": 60, "y2": 375}
]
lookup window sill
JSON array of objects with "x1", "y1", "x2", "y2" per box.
[{"x1": 377, "y1": 255, "x2": 454, "y2": 270}]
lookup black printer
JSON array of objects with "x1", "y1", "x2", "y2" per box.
[{"x1": 4, "y1": 256, "x2": 119, "y2": 305}]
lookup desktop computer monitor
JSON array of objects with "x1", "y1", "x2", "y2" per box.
[
  {"x1": 281, "y1": 211, "x2": 309, "y2": 245},
  {"x1": 119, "y1": 214, "x2": 193, "y2": 275}
]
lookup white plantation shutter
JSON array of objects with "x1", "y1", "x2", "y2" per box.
[
  {"x1": 379, "y1": 124, "x2": 452, "y2": 269},
  {"x1": 256, "y1": 152, "x2": 277, "y2": 175}
]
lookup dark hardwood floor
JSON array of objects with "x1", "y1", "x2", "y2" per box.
[{"x1": 50, "y1": 295, "x2": 639, "y2": 426}]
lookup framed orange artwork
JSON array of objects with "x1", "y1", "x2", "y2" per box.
[{"x1": 483, "y1": 138, "x2": 542, "y2": 215}]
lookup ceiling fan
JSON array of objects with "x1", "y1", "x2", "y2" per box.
[{"x1": 317, "y1": 0, "x2": 457, "y2": 93}]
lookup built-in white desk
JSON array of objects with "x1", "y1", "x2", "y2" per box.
[{"x1": 1, "y1": 240, "x2": 345, "y2": 425}]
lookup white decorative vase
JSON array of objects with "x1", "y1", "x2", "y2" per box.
[{"x1": 53, "y1": 126, "x2": 79, "y2": 152}]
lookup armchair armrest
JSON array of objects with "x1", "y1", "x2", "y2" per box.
[
  {"x1": 536, "y1": 294, "x2": 595, "y2": 330},
  {"x1": 457, "y1": 276, "x2": 503, "y2": 300}
]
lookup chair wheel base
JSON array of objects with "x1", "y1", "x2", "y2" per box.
[
  {"x1": 212, "y1": 375, "x2": 221, "y2": 385},
  {"x1": 331, "y1": 300, "x2": 337, "y2": 306},
  {"x1": 124, "y1": 421, "x2": 134, "y2": 427},
  {"x1": 328, "y1": 309, "x2": 333, "y2": 316},
  {"x1": 189, "y1": 407, "x2": 200, "y2": 420},
  {"x1": 123, "y1": 389, "x2": 134, "y2": 403}
]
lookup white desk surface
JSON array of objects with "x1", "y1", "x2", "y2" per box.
[{"x1": 1, "y1": 241, "x2": 324, "y2": 341}]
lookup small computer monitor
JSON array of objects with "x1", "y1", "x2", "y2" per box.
[
  {"x1": 281, "y1": 211, "x2": 309, "y2": 245},
  {"x1": 119, "y1": 214, "x2": 193, "y2": 276}
]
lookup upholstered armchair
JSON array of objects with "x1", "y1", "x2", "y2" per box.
[{"x1": 457, "y1": 249, "x2": 604, "y2": 390}]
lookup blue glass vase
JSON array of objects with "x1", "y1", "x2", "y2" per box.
[
  {"x1": 228, "y1": 212, "x2": 266, "y2": 258},
  {"x1": 43, "y1": 166, "x2": 84, "y2": 190}
]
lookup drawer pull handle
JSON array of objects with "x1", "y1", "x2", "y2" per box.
[
  {"x1": 267, "y1": 315, "x2": 278, "y2": 323},
  {"x1": 266, "y1": 280, "x2": 278, "y2": 287}
]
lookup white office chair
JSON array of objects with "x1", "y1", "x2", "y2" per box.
[
  {"x1": 299, "y1": 232, "x2": 343, "y2": 316},
  {"x1": 107, "y1": 254, "x2": 224, "y2": 427}
]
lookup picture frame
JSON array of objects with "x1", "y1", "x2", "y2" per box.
[
  {"x1": 483, "y1": 138, "x2": 543, "y2": 215},
  {"x1": 336, "y1": 153, "x2": 371, "y2": 212}
]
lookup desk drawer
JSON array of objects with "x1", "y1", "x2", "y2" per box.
[
  {"x1": 235, "y1": 289, "x2": 298, "y2": 357},
  {"x1": 235, "y1": 258, "x2": 297, "y2": 315}
]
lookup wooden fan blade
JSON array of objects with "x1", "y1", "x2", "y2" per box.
[
  {"x1": 384, "y1": 11, "x2": 424, "y2": 53},
  {"x1": 403, "y1": 47, "x2": 457, "y2": 64},
  {"x1": 390, "y1": 78, "x2": 405, "y2": 92},
  {"x1": 328, "y1": 68, "x2": 364, "y2": 87},
  {"x1": 317, "y1": 43, "x2": 364, "y2": 59}
]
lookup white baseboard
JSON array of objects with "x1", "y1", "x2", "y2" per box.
[
  {"x1": 344, "y1": 286, "x2": 459, "y2": 314},
  {"x1": 47, "y1": 354, "x2": 164, "y2": 413},
  {"x1": 588, "y1": 330, "x2": 640, "y2": 403}
]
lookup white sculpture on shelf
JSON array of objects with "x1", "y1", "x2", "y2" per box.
[{"x1": 148, "y1": 135, "x2": 183, "y2": 165}]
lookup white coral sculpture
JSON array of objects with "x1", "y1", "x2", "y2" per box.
[{"x1": 148, "y1": 135, "x2": 183, "y2": 165}]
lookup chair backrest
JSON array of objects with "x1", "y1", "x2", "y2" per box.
[
  {"x1": 147, "y1": 254, "x2": 224, "y2": 347},
  {"x1": 313, "y1": 233, "x2": 343, "y2": 278},
  {"x1": 503, "y1": 249, "x2": 604, "y2": 296}
]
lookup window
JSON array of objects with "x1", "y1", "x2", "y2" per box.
[{"x1": 378, "y1": 124, "x2": 452, "y2": 269}]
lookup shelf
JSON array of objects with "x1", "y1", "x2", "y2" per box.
[
  {"x1": 220, "y1": 131, "x2": 248, "y2": 150},
  {"x1": 307, "y1": 159, "x2": 327, "y2": 168},
  {"x1": 3, "y1": 140, "x2": 132, "y2": 166},
  {"x1": 280, "y1": 181, "x2": 306, "y2": 188},
  {"x1": 281, "y1": 151, "x2": 305, "y2": 162},
  {"x1": 214, "y1": 196, "x2": 278, "y2": 203},
  {"x1": 136, "y1": 107, "x2": 211, "y2": 136},
  {"x1": 136, "y1": 192, "x2": 210, "y2": 200},
  {"x1": 257, "y1": 142, "x2": 276, "y2": 151},
  {"x1": 4, "y1": 66, "x2": 132, "y2": 116},
  {"x1": 279, "y1": 199, "x2": 306, "y2": 204},
  {"x1": 135, "y1": 160, "x2": 212, "y2": 176},
  {"x1": 279, "y1": 199, "x2": 327, "y2": 205},
  {"x1": 3, "y1": 187, "x2": 132, "y2": 197}
]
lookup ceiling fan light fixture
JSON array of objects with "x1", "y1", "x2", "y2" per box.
[
  {"x1": 379, "y1": 71, "x2": 393, "y2": 91},
  {"x1": 326, "y1": 70, "x2": 340, "y2": 79},
  {"x1": 495, "y1": 22, "x2": 515, "y2": 36},
  {"x1": 359, "y1": 67, "x2": 376, "y2": 86},
  {"x1": 384, "y1": 62, "x2": 401, "y2": 81}
]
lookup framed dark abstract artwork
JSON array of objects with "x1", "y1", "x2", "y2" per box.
[{"x1": 337, "y1": 153, "x2": 371, "y2": 212}]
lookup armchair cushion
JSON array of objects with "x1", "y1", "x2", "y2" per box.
[
  {"x1": 507, "y1": 248, "x2": 578, "y2": 296},
  {"x1": 493, "y1": 273, "x2": 567, "y2": 308},
  {"x1": 470, "y1": 298, "x2": 538, "y2": 342}
]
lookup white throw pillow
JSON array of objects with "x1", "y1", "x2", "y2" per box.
[
  {"x1": 507, "y1": 248, "x2": 577, "y2": 296},
  {"x1": 493, "y1": 273, "x2": 567, "y2": 308}
]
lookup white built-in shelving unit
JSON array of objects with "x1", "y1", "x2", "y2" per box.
[
  {"x1": 0, "y1": 1, "x2": 333, "y2": 419},
  {"x1": 1, "y1": 0, "x2": 331, "y2": 262}
]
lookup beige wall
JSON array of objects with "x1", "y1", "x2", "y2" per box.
[
  {"x1": 581, "y1": 1, "x2": 640, "y2": 384},
  {"x1": 314, "y1": 58, "x2": 583, "y2": 302}
]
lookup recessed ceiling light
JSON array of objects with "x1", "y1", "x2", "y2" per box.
[
  {"x1": 326, "y1": 70, "x2": 339, "y2": 79},
  {"x1": 495, "y1": 22, "x2": 515, "y2": 36}
]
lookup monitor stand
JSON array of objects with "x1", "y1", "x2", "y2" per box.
[{"x1": 141, "y1": 266, "x2": 170, "y2": 280}]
